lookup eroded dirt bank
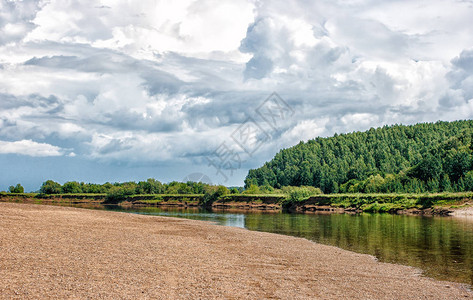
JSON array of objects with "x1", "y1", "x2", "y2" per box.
[{"x1": 0, "y1": 203, "x2": 471, "y2": 299}]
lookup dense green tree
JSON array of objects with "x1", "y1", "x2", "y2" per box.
[
  {"x1": 407, "y1": 155, "x2": 442, "y2": 182},
  {"x1": 136, "y1": 178, "x2": 164, "y2": 194},
  {"x1": 79, "y1": 182, "x2": 109, "y2": 193},
  {"x1": 444, "y1": 150, "x2": 471, "y2": 181},
  {"x1": 62, "y1": 181, "x2": 82, "y2": 193},
  {"x1": 426, "y1": 178, "x2": 440, "y2": 193},
  {"x1": 216, "y1": 185, "x2": 229, "y2": 196},
  {"x1": 364, "y1": 174, "x2": 385, "y2": 193},
  {"x1": 40, "y1": 180, "x2": 62, "y2": 194},
  {"x1": 463, "y1": 171, "x2": 473, "y2": 191},
  {"x1": 440, "y1": 174, "x2": 453, "y2": 192},
  {"x1": 455, "y1": 177, "x2": 466, "y2": 192},
  {"x1": 8, "y1": 184, "x2": 24, "y2": 193}
]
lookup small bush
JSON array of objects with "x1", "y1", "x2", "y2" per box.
[
  {"x1": 283, "y1": 186, "x2": 323, "y2": 202},
  {"x1": 243, "y1": 184, "x2": 261, "y2": 194}
]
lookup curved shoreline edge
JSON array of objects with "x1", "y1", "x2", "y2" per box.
[
  {"x1": 3, "y1": 192, "x2": 473, "y2": 216},
  {"x1": 0, "y1": 202, "x2": 471, "y2": 299}
]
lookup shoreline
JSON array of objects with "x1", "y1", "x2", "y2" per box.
[
  {"x1": 0, "y1": 202, "x2": 471, "y2": 299},
  {"x1": 451, "y1": 205, "x2": 473, "y2": 217},
  {"x1": 1, "y1": 193, "x2": 469, "y2": 216},
  {"x1": 3, "y1": 191, "x2": 473, "y2": 216}
]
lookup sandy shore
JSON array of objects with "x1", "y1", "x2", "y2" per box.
[
  {"x1": 451, "y1": 205, "x2": 473, "y2": 217},
  {"x1": 0, "y1": 203, "x2": 471, "y2": 299}
]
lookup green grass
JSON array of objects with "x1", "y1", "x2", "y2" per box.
[
  {"x1": 226, "y1": 194, "x2": 286, "y2": 198},
  {"x1": 0, "y1": 192, "x2": 39, "y2": 197}
]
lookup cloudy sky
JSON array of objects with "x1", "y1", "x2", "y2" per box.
[{"x1": 1, "y1": 0, "x2": 473, "y2": 191}]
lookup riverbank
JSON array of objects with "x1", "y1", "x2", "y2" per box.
[
  {"x1": 2, "y1": 192, "x2": 473, "y2": 215},
  {"x1": 451, "y1": 205, "x2": 473, "y2": 216},
  {"x1": 0, "y1": 203, "x2": 471, "y2": 299}
]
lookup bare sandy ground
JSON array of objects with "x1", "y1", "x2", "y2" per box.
[
  {"x1": 0, "y1": 203, "x2": 471, "y2": 299},
  {"x1": 452, "y1": 205, "x2": 473, "y2": 217}
]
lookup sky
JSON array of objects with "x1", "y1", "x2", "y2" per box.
[{"x1": 1, "y1": 0, "x2": 473, "y2": 191}]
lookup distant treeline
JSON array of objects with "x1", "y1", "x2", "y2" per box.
[
  {"x1": 36, "y1": 179, "x2": 235, "y2": 194},
  {"x1": 245, "y1": 120, "x2": 473, "y2": 194},
  {"x1": 6, "y1": 179, "x2": 327, "y2": 205},
  {"x1": 31, "y1": 179, "x2": 243, "y2": 201}
]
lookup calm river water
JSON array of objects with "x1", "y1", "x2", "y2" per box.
[{"x1": 100, "y1": 205, "x2": 473, "y2": 286}]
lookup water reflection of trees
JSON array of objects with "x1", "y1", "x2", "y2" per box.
[{"x1": 244, "y1": 213, "x2": 473, "y2": 285}]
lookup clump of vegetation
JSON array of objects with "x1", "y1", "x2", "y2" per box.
[
  {"x1": 242, "y1": 184, "x2": 261, "y2": 194},
  {"x1": 282, "y1": 186, "x2": 323, "y2": 202},
  {"x1": 280, "y1": 186, "x2": 323, "y2": 209},
  {"x1": 61, "y1": 181, "x2": 82, "y2": 193},
  {"x1": 40, "y1": 180, "x2": 62, "y2": 194},
  {"x1": 8, "y1": 184, "x2": 24, "y2": 193},
  {"x1": 201, "y1": 185, "x2": 229, "y2": 206},
  {"x1": 105, "y1": 184, "x2": 137, "y2": 203}
]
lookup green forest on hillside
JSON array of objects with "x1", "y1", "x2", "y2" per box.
[{"x1": 245, "y1": 120, "x2": 473, "y2": 194}]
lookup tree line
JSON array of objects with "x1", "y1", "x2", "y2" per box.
[
  {"x1": 245, "y1": 120, "x2": 473, "y2": 193},
  {"x1": 36, "y1": 179, "x2": 241, "y2": 196},
  {"x1": 5, "y1": 179, "x2": 324, "y2": 204}
]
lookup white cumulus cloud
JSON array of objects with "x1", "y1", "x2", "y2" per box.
[{"x1": 0, "y1": 139, "x2": 64, "y2": 156}]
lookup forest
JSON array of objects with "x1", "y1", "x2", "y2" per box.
[{"x1": 245, "y1": 120, "x2": 473, "y2": 194}]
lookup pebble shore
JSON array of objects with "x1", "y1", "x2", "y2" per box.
[{"x1": 0, "y1": 202, "x2": 471, "y2": 299}]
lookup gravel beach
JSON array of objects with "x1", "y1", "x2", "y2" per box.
[{"x1": 0, "y1": 202, "x2": 471, "y2": 299}]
